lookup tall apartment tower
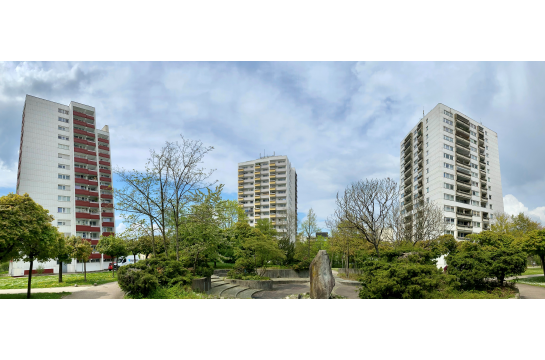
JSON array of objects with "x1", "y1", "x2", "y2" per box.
[
  {"x1": 10, "y1": 95, "x2": 114, "y2": 276},
  {"x1": 400, "y1": 103, "x2": 503, "y2": 241},
  {"x1": 238, "y1": 155, "x2": 297, "y2": 241}
]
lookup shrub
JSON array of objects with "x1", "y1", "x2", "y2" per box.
[
  {"x1": 1, "y1": 262, "x2": 10, "y2": 272},
  {"x1": 36, "y1": 265, "x2": 45, "y2": 274},
  {"x1": 118, "y1": 256, "x2": 192, "y2": 298},
  {"x1": 227, "y1": 258, "x2": 258, "y2": 279},
  {"x1": 292, "y1": 258, "x2": 311, "y2": 271}
]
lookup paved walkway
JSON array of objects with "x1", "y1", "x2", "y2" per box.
[{"x1": 0, "y1": 282, "x2": 125, "y2": 299}]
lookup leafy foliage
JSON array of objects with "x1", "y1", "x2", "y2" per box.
[
  {"x1": 117, "y1": 255, "x2": 193, "y2": 297},
  {"x1": 520, "y1": 229, "x2": 545, "y2": 278}
]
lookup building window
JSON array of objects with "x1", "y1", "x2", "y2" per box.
[
  {"x1": 470, "y1": 146, "x2": 477, "y2": 152},
  {"x1": 444, "y1": 110, "x2": 453, "y2": 118},
  {"x1": 58, "y1": 109, "x2": 69, "y2": 115},
  {"x1": 57, "y1": 221, "x2": 70, "y2": 226},
  {"x1": 488, "y1": 186, "x2": 491, "y2": 190},
  {"x1": 426, "y1": 119, "x2": 428, "y2": 124},
  {"x1": 58, "y1": 125, "x2": 69, "y2": 132},
  {"x1": 58, "y1": 116, "x2": 69, "y2": 123},
  {"x1": 444, "y1": 217, "x2": 455, "y2": 224},
  {"x1": 58, "y1": 135, "x2": 69, "y2": 141},
  {"x1": 472, "y1": 191, "x2": 479, "y2": 196},
  {"x1": 58, "y1": 174, "x2": 70, "y2": 180},
  {"x1": 470, "y1": 130, "x2": 477, "y2": 137},
  {"x1": 58, "y1": 153, "x2": 70, "y2": 160},
  {"x1": 426, "y1": 168, "x2": 429, "y2": 173},
  {"x1": 444, "y1": 144, "x2": 453, "y2": 151},
  {"x1": 58, "y1": 163, "x2": 70, "y2": 170},
  {"x1": 58, "y1": 185, "x2": 70, "y2": 191},
  {"x1": 471, "y1": 200, "x2": 479, "y2": 206},
  {"x1": 444, "y1": 205, "x2": 454, "y2": 212},
  {"x1": 58, "y1": 207, "x2": 70, "y2": 214},
  {"x1": 473, "y1": 211, "x2": 480, "y2": 216},
  {"x1": 426, "y1": 134, "x2": 428, "y2": 140},
  {"x1": 485, "y1": 131, "x2": 487, "y2": 135},
  {"x1": 486, "y1": 153, "x2": 489, "y2": 157},
  {"x1": 471, "y1": 154, "x2": 477, "y2": 160},
  {"x1": 473, "y1": 222, "x2": 481, "y2": 228},
  {"x1": 444, "y1": 135, "x2": 453, "y2": 142},
  {"x1": 490, "y1": 204, "x2": 493, "y2": 210},
  {"x1": 444, "y1": 183, "x2": 454, "y2": 190},
  {"x1": 426, "y1": 159, "x2": 429, "y2": 165},
  {"x1": 444, "y1": 126, "x2": 453, "y2": 134},
  {"x1": 444, "y1": 153, "x2": 453, "y2": 160},
  {"x1": 58, "y1": 195, "x2": 70, "y2": 202},
  {"x1": 471, "y1": 171, "x2": 478, "y2": 178},
  {"x1": 444, "y1": 194, "x2": 454, "y2": 201},
  {"x1": 443, "y1": 118, "x2": 453, "y2": 125},
  {"x1": 471, "y1": 163, "x2": 478, "y2": 169},
  {"x1": 444, "y1": 172, "x2": 454, "y2": 180},
  {"x1": 426, "y1": 177, "x2": 429, "y2": 184},
  {"x1": 426, "y1": 142, "x2": 428, "y2": 148},
  {"x1": 58, "y1": 144, "x2": 69, "y2": 150},
  {"x1": 485, "y1": 138, "x2": 488, "y2": 143},
  {"x1": 426, "y1": 126, "x2": 428, "y2": 131},
  {"x1": 445, "y1": 230, "x2": 455, "y2": 235},
  {"x1": 489, "y1": 195, "x2": 492, "y2": 200},
  {"x1": 471, "y1": 181, "x2": 479, "y2": 186},
  {"x1": 426, "y1": 150, "x2": 429, "y2": 156},
  {"x1": 487, "y1": 161, "x2": 489, "y2": 165},
  {"x1": 444, "y1": 163, "x2": 454, "y2": 170},
  {"x1": 426, "y1": 187, "x2": 429, "y2": 193}
]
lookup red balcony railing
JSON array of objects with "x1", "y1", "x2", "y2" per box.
[
  {"x1": 101, "y1": 212, "x2": 114, "y2": 218},
  {"x1": 89, "y1": 214, "x2": 100, "y2": 220},
  {"x1": 100, "y1": 185, "x2": 112, "y2": 190},
  {"x1": 89, "y1": 253, "x2": 102, "y2": 259},
  {"x1": 98, "y1": 152, "x2": 110, "y2": 159},
  {"x1": 98, "y1": 138, "x2": 109, "y2": 144},
  {"x1": 75, "y1": 178, "x2": 90, "y2": 185},
  {"x1": 102, "y1": 232, "x2": 114, "y2": 237},
  {"x1": 74, "y1": 147, "x2": 96, "y2": 156},
  {"x1": 89, "y1": 191, "x2": 99, "y2": 197},
  {"x1": 88, "y1": 179, "x2": 98, "y2": 186},
  {"x1": 101, "y1": 194, "x2": 113, "y2": 199},
  {"x1": 99, "y1": 169, "x2": 111, "y2": 175},
  {"x1": 88, "y1": 170, "x2": 98, "y2": 176},
  {"x1": 75, "y1": 189, "x2": 90, "y2": 196},
  {"x1": 89, "y1": 202, "x2": 99, "y2": 208},
  {"x1": 74, "y1": 128, "x2": 95, "y2": 138},
  {"x1": 90, "y1": 226, "x2": 100, "y2": 232},
  {"x1": 74, "y1": 138, "x2": 96, "y2": 147},
  {"x1": 74, "y1": 167, "x2": 89, "y2": 175},
  {"x1": 74, "y1": 157, "x2": 90, "y2": 165},
  {"x1": 102, "y1": 222, "x2": 115, "y2": 227},
  {"x1": 99, "y1": 161, "x2": 110, "y2": 166},
  {"x1": 73, "y1": 111, "x2": 95, "y2": 121},
  {"x1": 76, "y1": 225, "x2": 92, "y2": 231},
  {"x1": 75, "y1": 200, "x2": 91, "y2": 207},
  {"x1": 98, "y1": 145, "x2": 109, "y2": 151},
  {"x1": 100, "y1": 177, "x2": 112, "y2": 182},
  {"x1": 101, "y1": 203, "x2": 113, "y2": 208},
  {"x1": 76, "y1": 212, "x2": 91, "y2": 219},
  {"x1": 73, "y1": 119, "x2": 95, "y2": 129}
]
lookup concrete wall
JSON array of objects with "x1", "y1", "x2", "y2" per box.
[
  {"x1": 225, "y1": 279, "x2": 273, "y2": 290},
  {"x1": 191, "y1": 277, "x2": 212, "y2": 292},
  {"x1": 261, "y1": 269, "x2": 309, "y2": 278}
]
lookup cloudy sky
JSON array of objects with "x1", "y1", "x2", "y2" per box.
[{"x1": 1, "y1": 61, "x2": 544, "y2": 231}]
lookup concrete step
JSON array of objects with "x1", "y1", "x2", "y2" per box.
[
  {"x1": 221, "y1": 285, "x2": 249, "y2": 298},
  {"x1": 236, "y1": 288, "x2": 263, "y2": 299},
  {"x1": 211, "y1": 281, "x2": 227, "y2": 288},
  {"x1": 209, "y1": 283, "x2": 237, "y2": 296}
]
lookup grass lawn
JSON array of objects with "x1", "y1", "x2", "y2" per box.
[
  {"x1": 337, "y1": 272, "x2": 361, "y2": 281},
  {"x1": 126, "y1": 285, "x2": 217, "y2": 299},
  {"x1": 521, "y1": 267, "x2": 544, "y2": 276},
  {"x1": 431, "y1": 287, "x2": 517, "y2": 299},
  {"x1": 0, "y1": 292, "x2": 72, "y2": 299},
  {"x1": 0, "y1": 271, "x2": 118, "y2": 290},
  {"x1": 513, "y1": 276, "x2": 545, "y2": 287}
]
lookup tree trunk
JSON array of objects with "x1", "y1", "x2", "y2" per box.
[
  {"x1": 113, "y1": 257, "x2": 115, "y2": 278},
  {"x1": 84, "y1": 261, "x2": 87, "y2": 282},
  {"x1": 149, "y1": 215, "x2": 156, "y2": 257},
  {"x1": 134, "y1": 254, "x2": 136, "y2": 263},
  {"x1": 175, "y1": 222, "x2": 180, "y2": 261},
  {"x1": 27, "y1": 258, "x2": 34, "y2": 299},
  {"x1": 59, "y1": 261, "x2": 63, "y2": 283},
  {"x1": 539, "y1": 255, "x2": 545, "y2": 276}
]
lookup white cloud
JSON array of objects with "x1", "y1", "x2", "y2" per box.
[
  {"x1": 116, "y1": 223, "x2": 127, "y2": 233},
  {"x1": 0, "y1": 160, "x2": 16, "y2": 189},
  {"x1": 503, "y1": 194, "x2": 545, "y2": 225}
]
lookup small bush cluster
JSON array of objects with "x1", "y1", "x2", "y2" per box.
[
  {"x1": 292, "y1": 258, "x2": 311, "y2": 271},
  {"x1": 118, "y1": 255, "x2": 193, "y2": 298}
]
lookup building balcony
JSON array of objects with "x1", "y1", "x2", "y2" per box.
[
  {"x1": 100, "y1": 185, "x2": 112, "y2": 190},
  {"x1": 102, "y1": 222, "x2": 115, "y2": 227},
  {"x1": 101, "y1": 212, "x2": 114, "y2": 218},
  {"x1": 75, "y1": 189, "x2": 90, "y2": 196},
  {"x1": 456, "y1": 190, "x2": 471, "y2": 199},
  {"x1": 102, "y1": 232, "x2": 114, "y2": 237},
  {"x1": 98, "y1": 145, "x2": 110, "y2": 152},
  {"x1": 76, "y1": 212, "x2": 92, "y2": 219},
  {"x1": 74, "y1": 128, "x2": 95, "y2": 138},
  {"x1": 73, "y1": 110, "x2": 95, "y2": 121},
  {"x1": 101, "y1": 194, "x2": 113, "y2": 199},
  {"x1": 74, "y1": 138, "x2": 96, "y2": 147},
  {"x1": 99, "y1": 168, "x2": 111, "y2": 175},
  {"x1": 98, "y1": 138, "x2": 109, "y2": 144},
  {"x1": 74, "y1": 147, "x2": 96, "y2": 156},
  {"x1": 457, "y1": 212, "x2": 472, "y2": 219},
  {"x1": 99, "y1": 161, "x2": 110, "y2": 167},
  {"x1": 89, "y1": 202, "x2": 100, "y2": 208},
  {"x1": 100, "y1": 177, "x2": 112, "y2": 183},
  {"x1": 76, "y1": 225, "x2": 100, "y2": 232},
  {"x1": 73, "y1": 119, "x2": 95, "y2": 129},
  {"x1": 457, "y1": 224, "x2": 472, "y2": 230},
  {"x1": 101, "y1": 203, "x2": 114, "y2": 208},
  {"x1": 76, "y1": 200, "x2": 91, "y2": 207},
  {"x1": 456, "y1": 141, "x2": 470, "y2": 151},
  {"x1": 98, "y1": 152, "x2": 110, "y2": 159}
]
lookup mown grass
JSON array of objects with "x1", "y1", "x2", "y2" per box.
[
  {"x1": 0, "y1": 292, "x2": 72, "y2": 299},
  {"x1": 0, "y1": 271, "x2": 118, "y2": 290},
  {"x1": 521, "y1": 267, "x2": 544, "y2": 276},
  {"x1": 429, "y1": 286, "x2": 517, "y2": 299},
  {"x1": 126, "y1": 285, "x2": 216, "y2": 299},
  {"x1": 513, "y1": 276, "x2": 545, "y2": 287},
  {"x1": 337, "y1": 272, "x2": 361, "y2": 281}
]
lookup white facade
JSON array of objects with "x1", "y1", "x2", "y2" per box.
[
  {"x1": 238, "y1": 155, "x2": 298, "y2": 241},
  {"x1": 9, "y1": 95, "x2": 115, "y2": 276},
  {"x1": 400, "y1": 103, "x2": 504, "y2": 241}
]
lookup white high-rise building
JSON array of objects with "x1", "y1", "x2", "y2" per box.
[
  {"x1": 400, "y1": 103, "x2": 504, "y2": 242},
  {"x1": 9, "y1": 95, "x2": 114, "y2": 276},
  {"x1": 238, "y1": 155, "x2": 298, "y2": 241}
]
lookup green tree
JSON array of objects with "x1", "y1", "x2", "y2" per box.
[
  {"x1": 125, "y1": 238, "x2": 141, "y2": 263},
  {"x1": 300, "y1": 208, "x2": 321, "y2": 259},
  {"x1": 490, "y1": 212, "x2": 513, "y2": 234},
  {"x1": 511, "y1": 213, "x2": 542, "y2": 240},
  {"x1": 53, "y1": 234, "x2": 73, "y2": 283},
  {"x1": 138, "y1": 236, "x2": 154, "y2": 259},
  {"x1": 68, "y1": 236, "x2": 93, "y2": 282},
  {"x1": 97, "y1": 234, "x2": 128, "y2": 278},
  {"x1": 0, "y1": 193, "x2": 59, "y2": 298},
  {"x1": 521, "y1": 230, "x2": 545, "y2": 278}
]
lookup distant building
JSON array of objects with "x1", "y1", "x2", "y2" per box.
[{"x1": 238, "y1": 155, "x2": 297, "y2": 241}]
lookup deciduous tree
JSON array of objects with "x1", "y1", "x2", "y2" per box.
[
  {"x1": 97, "y1": 234, "x2": 128, "y2": 278},
  {"x1": 521, "y1": 230, "x2": 545, "y2": 278},
  {"x1": 300, "y1": 208, "x2": 321, "y2": 259}
]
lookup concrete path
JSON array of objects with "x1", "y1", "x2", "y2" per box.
[
  {"x1": 0, "y1": 282, "x2": 124, "y2": 299},
  {"x1": 63, "y1": 281, "x2": 124, "y2": 299}
]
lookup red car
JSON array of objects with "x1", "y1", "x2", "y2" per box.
[{"x1": 108, "y1": 263, "x2": 118, "y2": 271}]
